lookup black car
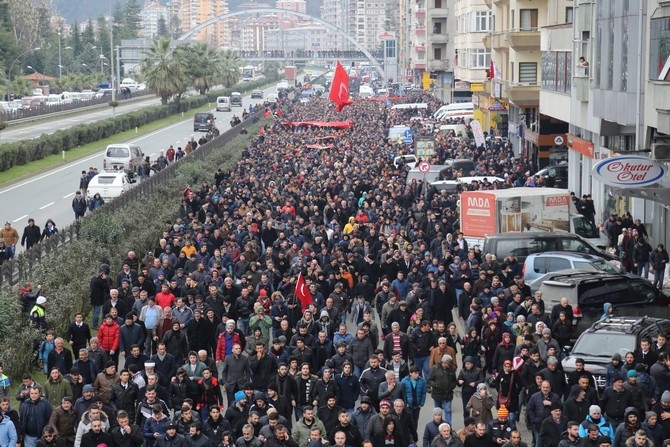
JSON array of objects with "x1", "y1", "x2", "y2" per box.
[
  {"x1": 563, "y1": 316, "x2": 670, "y2": 389},
  {"x1": 193, "y1": 112, "x2": 215, "y2": 132}
]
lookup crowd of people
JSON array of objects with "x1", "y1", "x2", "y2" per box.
[{"x1": 7, "y1": 87, "x2": 670, "y2": 447}]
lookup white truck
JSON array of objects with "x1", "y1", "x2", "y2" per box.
[{"x1": 460, "y1": 187, "x2": 609, "y2": 247}]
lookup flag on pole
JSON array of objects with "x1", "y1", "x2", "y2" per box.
[
  {"x1": 329, "y1": 61, "x2": 353, "y2": 111},
  {"x1": 489, "y1": 59, "x2": 502, "y2": 80},
  {"x1": 295, "y1": 272, "x2": 313, "y2": 312}
]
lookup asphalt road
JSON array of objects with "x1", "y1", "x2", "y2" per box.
[
  {"x1": 0, "y1": 95, "x2": 164, "y2": 142},
  {"x1": 0, "y1": 87, "x2": 274, "y2": 252}
]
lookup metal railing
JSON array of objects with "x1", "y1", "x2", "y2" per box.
[{"x1": 0, "y1": 108, "x2": 266, "y2": 286}]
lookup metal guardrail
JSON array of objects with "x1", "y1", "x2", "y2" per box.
[
  {"x1": 0, "y1": 107, "x2": 266, "y2": 287},
  {"x1": 1, "y1": 90, "x2": 154, "y2": 125}
]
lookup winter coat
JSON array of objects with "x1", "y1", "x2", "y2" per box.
[
  {"x1": 98, "y1": 321, "x2": 120, "y2": 352},
  {"x1": 526, "y1": 391, "x2": 561, "y2": 429},
  {"x1": 401, "y1": 375, "x2": 427, "y2": 408},
  {"x1": 143, "y1": 415, "x2": 170, "y2": 447},
  {"x1": 291, "y1": 417, "x2": 326, "y2": 447},
  {"x1": 111, "y1": 381, "x2": 140, "y2": 421},
  {"x1": 359, "y1": 366, "x2": 388, "y2": 403},
  {"x1": 0, "y1": 416, "x2": 17, "y2": 447},
  {"x1": 428, "y1": 364, "x2": 458, "y2": 402},
  {"x1": 578, "y1": 415, "x2": 615, "y2": 438},
  {"x1": 346, "y1": 336, "x2": 374, "y2": 368},
  {"x1": 93, "y1": 372, "x2": 119, "y2": 404},
  {"x1": 540, "y1": 417, "x2": 568, "y2": 447},
  {"x1": 19, "y1": 397, "x2": 53, "y2": 437},
  {"x1": 44, "y1": 376, "x2": 73, "y2": 408},
  {"x1": 466, "y1": 392, "x2": 495, "y2": 423},
  {"x1": 48, "y1": 405, "x2": 77, "y2": 442},
  {"x1": 335, "y1": 373, "x2": 360, "y2": 410}
]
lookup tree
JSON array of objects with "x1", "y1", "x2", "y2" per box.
[
  {"x1": 168, "y1": 14, "x2": 181, "y2": 39},
  {"x1": 218, "y1": 49, "x2": 241, "y2": 88},
  {"x1": 156, "y1": 16, "x2": 169, "y2": 38},
  {"x1": 123, "y1": 0, "x2": 142, "y2": 39},
  {"x1": 175, "y1": 42, "x2": 224, "y2": 95},
  {"x1": 141, "y1": 37, "x2": 188, "y2": 105},
  {"x1": 81, "y1": 19, "x2": 96, "y2": 49},
  {"x1": 69, "y1": 21, "x2": 82, "y2": 56}
]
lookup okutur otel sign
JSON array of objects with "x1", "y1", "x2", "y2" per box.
[{"x1": 592, "y1": 155, "x2": 667, "y2": 187}]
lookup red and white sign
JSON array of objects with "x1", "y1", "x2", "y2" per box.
[
  {"x1": 592, "y1": 155, "x2": 667, "y2": 187},
  {"x1": 379, "y1": 31, "x2": 395, "y2": 40},
  {"x1": 545, "y1": 195, "x2": 569, "y2": 207},
  {"x1": 417, "y1": 161, "x2": 431, "y2": 173},
  {"x1": 461, "y1": 191, "x2": 496, "y2": 238}
]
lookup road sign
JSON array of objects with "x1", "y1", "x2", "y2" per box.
[
  {"x1": 403, "y1": 129, "x2": 413, "y2": 144},
  {"x1": 418, "y1": 161, "x2": 431, "y2": 173}
]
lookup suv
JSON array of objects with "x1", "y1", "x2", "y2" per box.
[
  {"x1": 194, "y1": 112, "x2": 215, "y2": 132},
  {"x1": 251, "y1": 89, "x2": 263, "y2": 99},
  {"x1": 522, "y1": 252, "x2": 624, "y2": 282},
  {"x1": 87, "y1": 171, "x2": 136, "y2": 201},
  {"x1": 563, "y1": 317, "x2": 670, "y2": 389},
  {"x1": 482, "y1": 232, "x2": 617, "y2": 264},
  {"x1": 536, "y1": 270, "x2": 670, "y2": 335}
]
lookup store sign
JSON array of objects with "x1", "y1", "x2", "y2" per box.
[{"x1": 592, "y1": 155, "x2": 667, "y2": 187}]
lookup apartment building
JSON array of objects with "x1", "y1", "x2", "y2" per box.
[
  {"x1": 172, "y1": 0, "x2": 229, "y2": 47},
  {"x1": 140, "y1": 1, "x2": 168, "y2": 38}
]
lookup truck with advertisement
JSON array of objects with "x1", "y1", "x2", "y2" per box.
[
  {"x1": 284, "y1": 66, "x2": 297, "y2": 85},
  {"x1": 460, "y1": 187, "x2": 609, "y2": 247}
]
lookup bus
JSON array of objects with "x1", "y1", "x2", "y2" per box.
[{"x1": 242, "y1": 66, "x2": 254, "y2": 81}]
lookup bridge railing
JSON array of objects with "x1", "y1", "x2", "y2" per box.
[{"x1": 233, "y1": 49, "x2": 384, "y2": 59}]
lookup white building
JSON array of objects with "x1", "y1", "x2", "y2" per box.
[{"x1": 140, "y1": 1, "x2": 168, "y2": 38}]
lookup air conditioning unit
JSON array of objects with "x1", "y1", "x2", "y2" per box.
[{"x1": 652, "y1": 142, "x2": 670, "y2": 160}]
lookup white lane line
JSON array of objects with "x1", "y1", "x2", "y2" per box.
[
  {"x1": 0, "y1": 116, "x2": 193, "y2": 196},
  {"x1": 63, "y1": 192, "x2": 75, "y2": 198},
  {"x1": 13, "y1": 214, "x2": 27, "y2": 222},
  {"x1": 39, "y1": 202, "x2": 55, "y2": 209}
]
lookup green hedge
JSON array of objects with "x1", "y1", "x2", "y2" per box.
[
  {"x1": 0, "y1": 75, "x2": 280, "y2": 173},
  {"x1": 0, "y1": 118, "x2": 266, "y2": 378}
]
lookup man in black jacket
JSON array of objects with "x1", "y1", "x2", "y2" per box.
[
  {"x1": 110, "y1": 410, "x2": 144, "y2": 447},
  {"x1": 540, "y1": 403, "x2": 568, "y2": 447},
  {"x1": 21, "y1": 218, "x2": 41, "y2": 250},
  {"x1": 80, "y1": 419, "x2": 113, "y2": 447}
]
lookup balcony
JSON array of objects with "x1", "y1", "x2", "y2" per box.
[
  {"x1": 415, "y1": 8, "x2": 426, "y2": 17},
  {"x1": 428, "y1": 59, "x2": 450, "y2": 71},
  {"x1": 432, "y1": 8, "x2": 448, "y2": 18},
  {"x1": 415, "y1": 28, "x2": 426, "y2": 34},
  {"x1": 507, "y1": 29, "x2": 540, "y2": 51},
  {"x1": 415, "y1": 44, "x2": 426, "y2": 52},
  {"x1": 652, "y1": 81, "x2": 670, "y2": 134},
  {"x1": 507, "y1": 83, "x2": 540, "y2": 107},
  {"x1": 482, "y1": 32, "x2": 508, "y2": 51},
  {"x1": 431, "y1": 33, "x2": 448, "y2": 44},
  {"x1": 573, "y1": 76, "x2": 589, "y2": 102},
  {"x1": 493, "y1": 0, "x2": 508, "y2": 5}
]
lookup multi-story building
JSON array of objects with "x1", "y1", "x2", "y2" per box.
[
  {"x1": 140, "y1": 1, "x2": 168, "y2": 38},
  {"x1": 265, "y1": 25, "x2": 326, "y2": 53},
  {"x1": 424, "y1": 0, "x2": 455, "y2": 101},
  {"x1": 276, "y1": 0, "x2": 307, "y2": 14},
  {"x1": 321, "y1": 0, "x2": 356, "y2": 51},
  {"x1": 453, "y1": 0, "x2": 492, "y2": 105},
  {"x1": 172, "y1": 0, "x2": 229, "y2": 47}
]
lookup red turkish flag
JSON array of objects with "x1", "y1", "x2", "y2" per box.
[
  {"x1": 329, "y1": 61, "x2": 353, "y2": 111},
  {"x1": 295, "y1": 272, "x2": 312, "y2": 312}
]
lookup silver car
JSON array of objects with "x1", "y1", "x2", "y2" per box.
[{"x1": 523, "y1": 251, "x2": 624, "y2": 283}]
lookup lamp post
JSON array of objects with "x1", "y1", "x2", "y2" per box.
[
  {"x1": 7, "y1": 47, "x2": 40, "y2": 100},
  {"x1": 57, "y1": 30, "x2": 72, "y2": 78}
]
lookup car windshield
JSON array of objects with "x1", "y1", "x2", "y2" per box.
[
  {"x1": 96, "y1": 176, "x2": 117, "y2": 184},
  {"x1": 571, "y1": 333, "x2": 635, "y2": 358},
  {"x1": 573, "y1": 259, "x2": 623, "y2": 274},
  {"x1": 106, "y1": 147, "x2": 129, "y2": 157}
]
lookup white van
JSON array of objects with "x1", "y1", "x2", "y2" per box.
[
  {"x1": 87, "y1": 171, "x2": 136, "y2": 201},
  {"x1": 103, "y1": 144, "x2": 144, "y2": 174},
  {"x1": 216, "y1": 96, "x2": 231, "y2": 112},
  {"x1": 434, "y1": 102, "x2": 474, "y2": 117},
  {"x1": 391, "y1": 103, "x2": 428, "y2": 110},
  {"x1": 439, "y1": 124, "x2": 469, "y2": 137},
  {"x1": 359, "y1": 85, "x2": 373, "y2": 98}
]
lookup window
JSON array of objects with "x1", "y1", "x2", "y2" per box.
[
  {"x1": 519, "y1": 9, "x2": 538, "y2": 30},
  {"x1": 433, "y1": 22, "x2": 442, "y2": 34},
  {"x1": 435, "y1": 0, "x2": 442, "y2": 7},
  {"x1": 650, "y1": 18, "x2": 670, "y2": 81},
  {"x1": 434, "y1": 48, "x2": 442, "y2": 60},
  {"x1": 518, "y1": 62, "x2": 537, "y2": 83},
  {"x1": 469, "y1": 49, "x2": 490, "y2": 68},
  {"x1": 566, "y1": 7, "x2": 574, "y2": 24},
  {"x1": 473, "y1": 11, "x2": 492, "y2": 32}
]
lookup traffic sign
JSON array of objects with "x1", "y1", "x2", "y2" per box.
[
  {"x1": 403, "y1": 129, "x2": 413, "y2": 144},
  {"x1": 418, "y1": 161, "x2": 431, "y2": 173}
]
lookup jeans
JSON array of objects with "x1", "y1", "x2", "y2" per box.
[
  {"x1": 455, "y1": 289, "x2": 463, "y2": 306},
  {"x1": 433, "y1": 398, "x2": 452, "y2": 424},
  {"x1": 6, "y1": 245, "x2": 15, "y2": 259},
  {"x1": 25, "y1": 435, "x2": 38, "y2": 447},
  {"x1": 654, "y1": 265, "x2": 666, "y2": 289},
  {"x1": 413, "y1": 356, "x2": 430, "y2": 379},
  {"x1": 238, "y1": 318, "x2": 249, "y2": 336},
  {"x1": 92, "y1": 305, "x2": 103, "y2": 328},
  {"x1": 533, "y1": 428, "x2": 542, "y2": 447},
  {"x1": 637, "y1": 261, "x2": 650, "y2": 278},
  {"x1": 354, "y1": 365, "x2": 362, "y2": 379}
]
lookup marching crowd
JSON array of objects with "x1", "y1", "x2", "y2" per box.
[{"x1": 7, "y1": 90, "x2": 670, "y2": 447}]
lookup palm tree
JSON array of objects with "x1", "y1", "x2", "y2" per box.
[
  {"x1": 218, "y1": 49, "x2": 241, "y2": 88},
  {"x1": 141, "y1": 37, "x2": 187, "y2": 105},
  {"x1": 175, "y1": 42, "x2": 224, "y2": 95}
]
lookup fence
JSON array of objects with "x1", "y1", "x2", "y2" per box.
[
  {"x1": 0, "y1": 91, "x2": 153, "y2": 122},
  {"x1": 0, "y1": 107, "x2": 266, "y2": 287}
]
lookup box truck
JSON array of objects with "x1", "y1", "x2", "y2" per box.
[{"x1": 460, "y1": 187, "x2": 608, "y2": 247}]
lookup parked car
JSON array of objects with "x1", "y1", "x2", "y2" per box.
[
  {"x1": 534, "y1": 164, "x2": 568, "y2": 189},
  {"x1": 563, "y1": 316, "x2": 670, "y2": 389},
  {"x1": 522, "y1": 251, "x2": 625, "y2": 282},
  {"x1": 534, "y1": 269, "x2": 670, "y2": 336},
  {"x1": 482, "y1": 232, "x2": 618, "y2": 264}
]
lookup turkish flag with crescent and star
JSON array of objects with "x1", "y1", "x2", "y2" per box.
[
  {"x1": 329, "y1": 61, "x2": 353, "y2": 111},
  {"x1": 295, "y1": 272, "x2": 313, "y2": 312}
]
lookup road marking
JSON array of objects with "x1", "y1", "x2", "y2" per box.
[
  {"x1": 63, "y1": 192, "x2": 75, "y2": 198},
  {"x1": 0, "y1": 116, "x2": 193, "y2": 196},
  {"x1": 39, "y1": 202, "x2": 55, "y2": 209},
  {"x1": 13, "y1": 214, "x2": 27, "y2": 222}
]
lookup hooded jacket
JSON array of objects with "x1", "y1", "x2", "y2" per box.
[
  {"x1": 466, "y1": 384, "x2": 495, "y2": 423},
  {"x1": 0, "y1": 415, "x2": 17, "y2": 447},
  {"x1": 563, "y1": 385, "x2": 591, "y2": 424},
  {"x1": 578, "y1": 415, "x2": 614, "y2": 438},
  {"x1": 613, "y1": 407, "x2": 642, "y2": 447}
]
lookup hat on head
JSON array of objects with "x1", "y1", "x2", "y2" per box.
[
  {"x1": 542, "y1": 328, "x2": 551, "y2": 335},
  {"x1": 662, "y1": 390, "x2": 670, "y2": 403},
  {"x1": 226, "y1": 321, "x2": 235, "y2": 328},
  {"x1": 132, "y1": 286, "x2": 140, "y2": 292},
  {"x1": 234, "y1": 391, "x2": 246, "y2": 403},
  {"x1": 105, "y1": 361, "x2": 116, "y2": 369},
  {"x1": 268, "y1": 383, "x2": 278, "y2": 392},
  {"x1": 83, "y1": 384, "x2": 94, "y2": 393},
  {"x1": 497, "y1": 405, "x2": 509, "y2": 419},
  {"x1": 165, "y1": 422, "x2": 177, "y2": 430},
  {"x1": 627, "y1": 370, "x2": 638, "y2": 378},
  {"x1": 379, "y1": 399, "x2": 391, "y2": 408},
  {"x1": 259, "y1": 289, "x2": 267, "y2": 296},
  {"x1": 36, "y1": 296, "x2": 47, "y2": 305},
  {"x1": 550, "y1": 401, "x2": 563, "y2": 411},
  {"x1": 590, "y1": 405, "x2": 602, "y2": 416},
  {"x1": 612, "y1": 353, "x2": 622, "y2": 361},
  {"x1": 612, "y1": 375, "x2": 624, "y2": 383},
  {"x1": 360, "y1": 396, "x2": 372, "y2": 404},
  {"x1": 157, "y1": 271, "x2": 164, "y2": 276}
]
